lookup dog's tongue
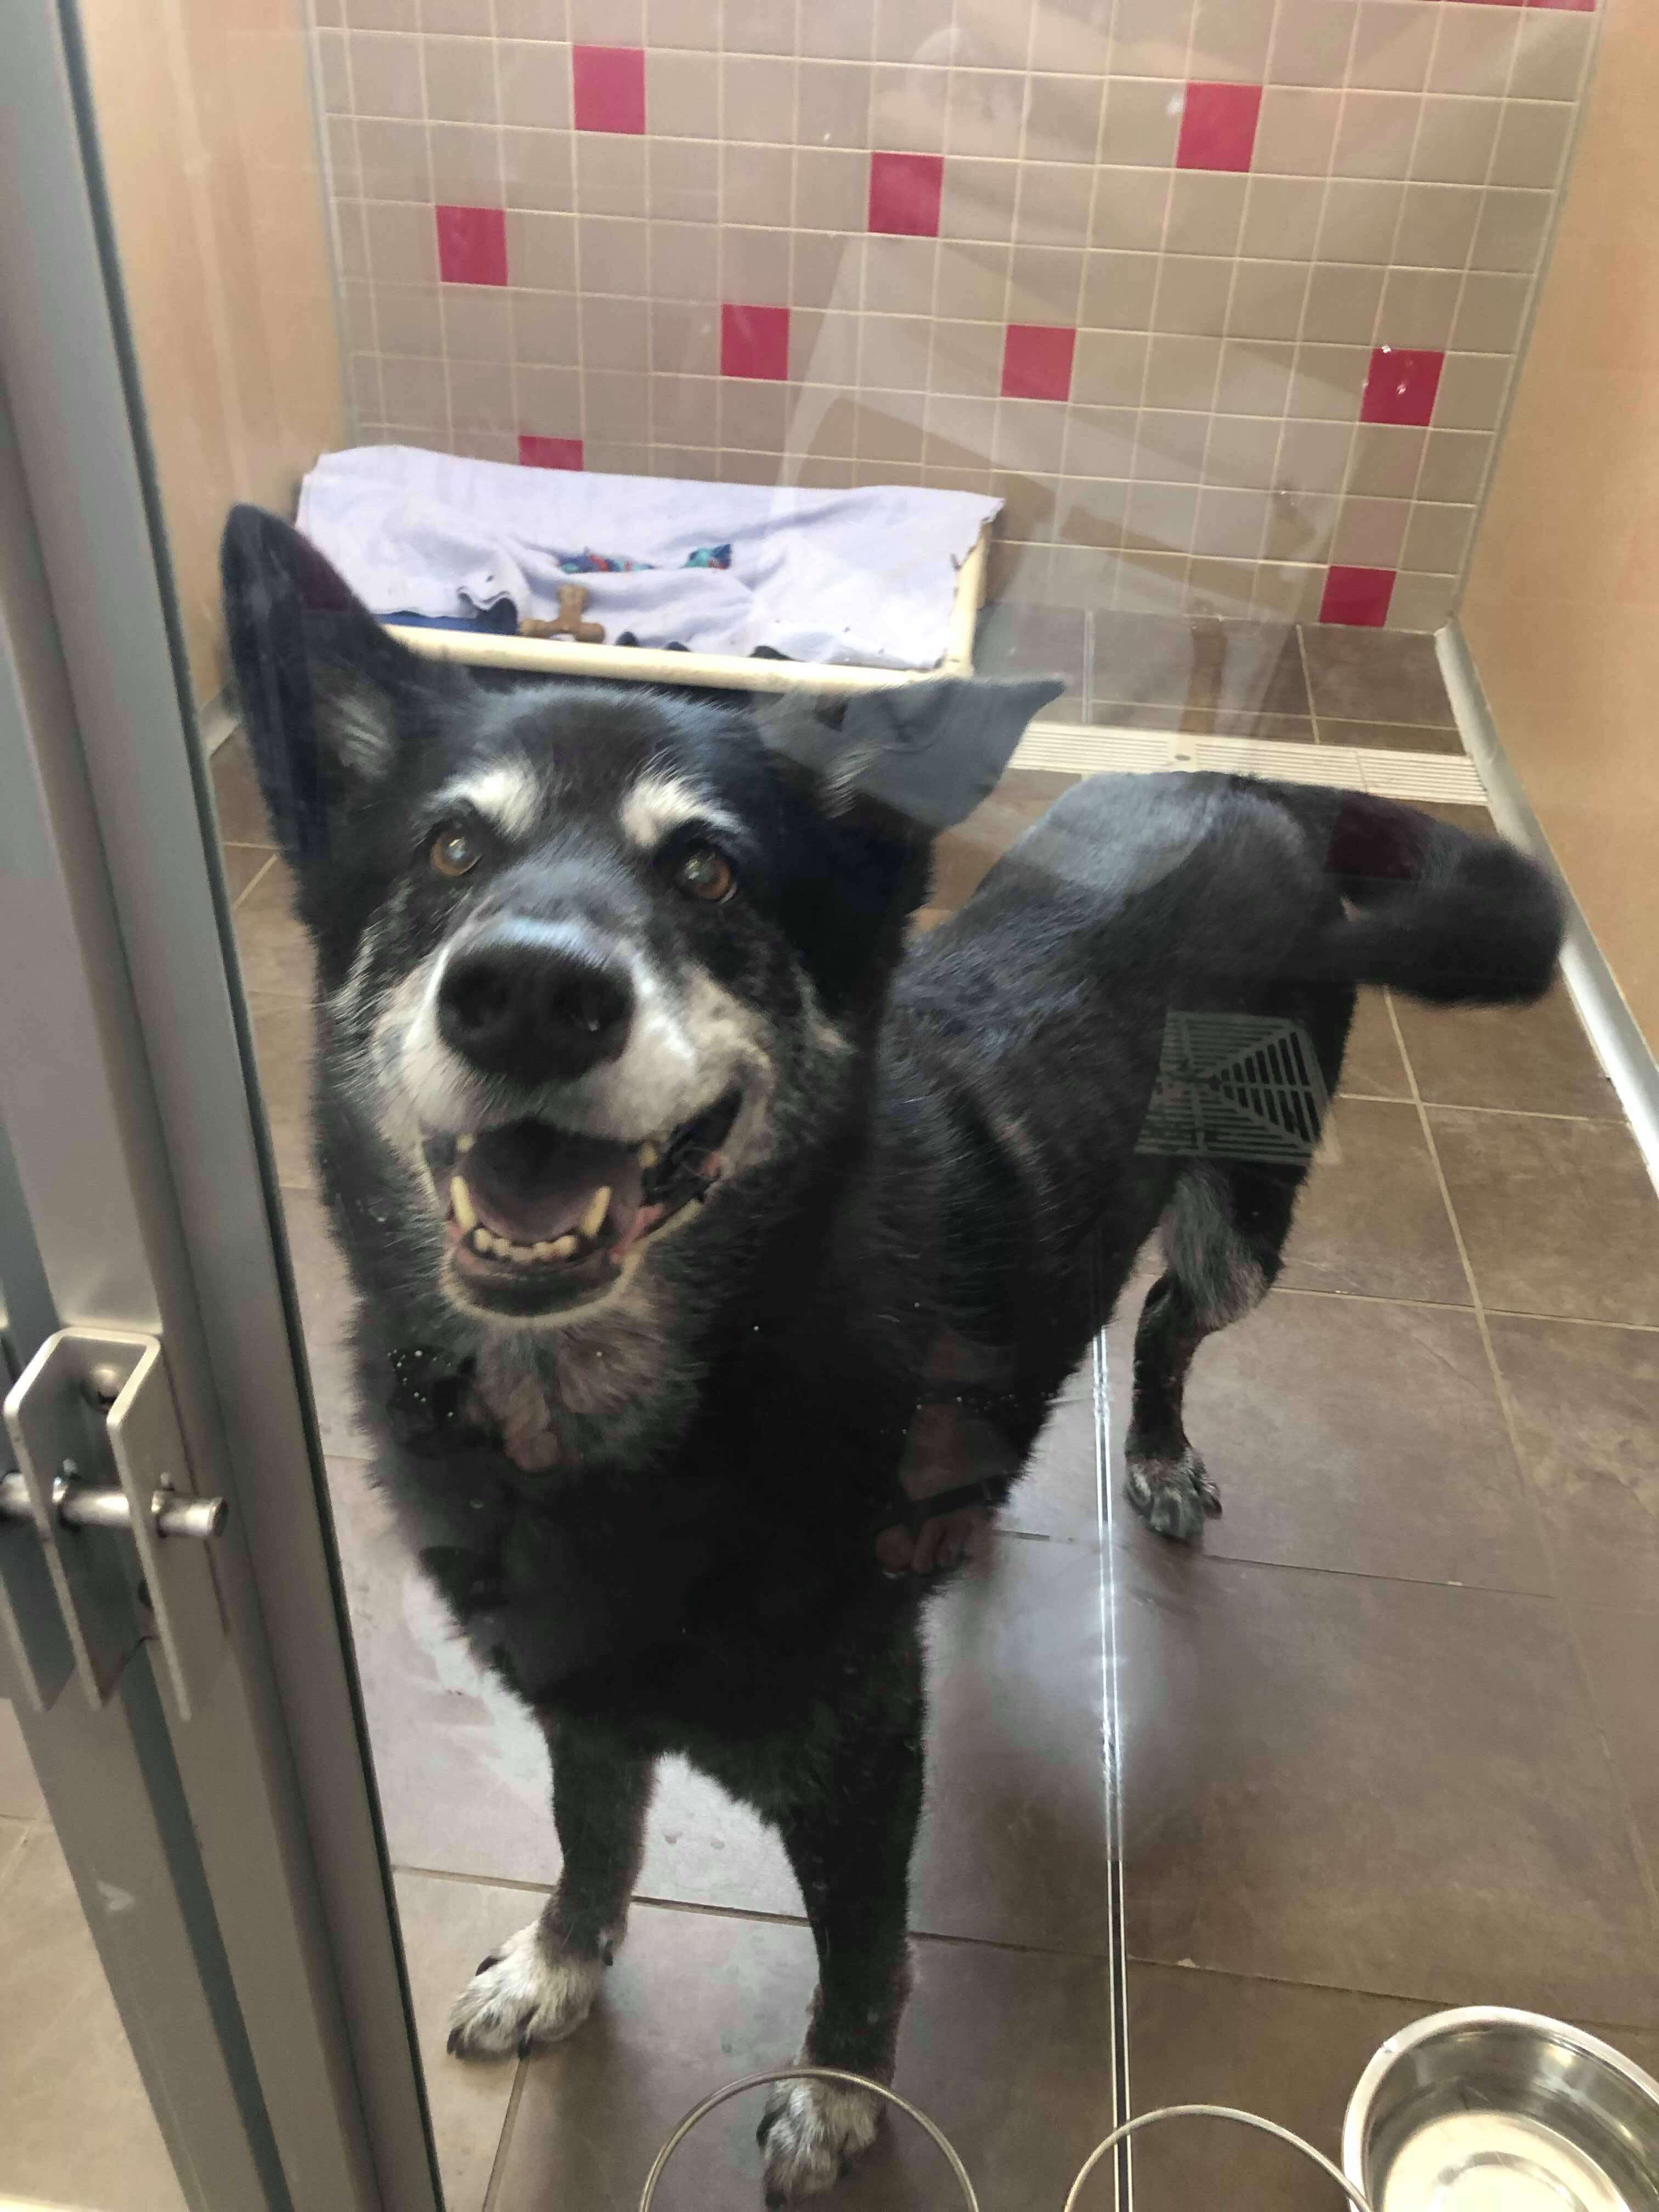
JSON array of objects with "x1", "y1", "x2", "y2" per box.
[{"x1": 461, "y1": 1121, "x2": 645, "y2": 1245}]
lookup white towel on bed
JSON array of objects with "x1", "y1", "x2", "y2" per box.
[{"x1": 296, "y1": 445, "x2": 1000, "y2": 671}]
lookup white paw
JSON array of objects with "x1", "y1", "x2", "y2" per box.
[
  {"x1": 445, "y1": 1918, "x2": 605, "y2": 2059},
  {"x1": 759, "y1": 2078, "x2": 883, "y2": 2205}
]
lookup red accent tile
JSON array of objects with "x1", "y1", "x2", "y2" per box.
[
  {"x1": 721, "y1": 302, "x2": 791, "y2": 381},
  {"x1": 867, "y1": 151, "x2": 945, "y2": 238},
  {"x1": 518, "y1": 435, "x2": 584, "y2": 470},
  {"x1": 1360, "y1": 345, "x2": 1445, "y2": 428},
  {"x1": 1320, "y1": 566, "x2": 1396, "y2": 628},
  {"x1": 436, "y1": 204, "x2": 508, "y2": 286},
  {"x1": 1176, "y1": 82, "x2": 1263, "y2": 173},
  {"x1": 572, "y1": 44, "x2": 646, "y2": 134},
  {"x1": 1000, "y1": 323, "x2": 1076, "y2": 402}
]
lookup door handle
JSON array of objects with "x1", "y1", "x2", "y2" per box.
[{"x1": 3, "y1": 1329, "x2": 227, "y2": 1718}]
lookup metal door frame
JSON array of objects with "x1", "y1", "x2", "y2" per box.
[{"x1": 0, "y1": 5, "x2": 442, "y2": 2208}]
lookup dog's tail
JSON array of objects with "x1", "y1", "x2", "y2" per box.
[{"x1": 1271, "y1": 786, "x2": 1565, "y2": 1007}]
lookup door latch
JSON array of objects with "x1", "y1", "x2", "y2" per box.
[{"x1": 2, "y1": 1330, "x2": 227, "y2": 1718}]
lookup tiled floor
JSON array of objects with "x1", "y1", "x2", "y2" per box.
[
  {"x1": 8, "y1": 657, "x2": 1656, "y2": 2211},
  {"x1": 975, "y1": 601, "x2": 1470, "y2": 753}
]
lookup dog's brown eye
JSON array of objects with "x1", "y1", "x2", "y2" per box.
[
  {"x1": 430, "y1": 821, "x2": 481, "y2": 879},
  {"x1": 674, "y1": 843, "x2": 735, "y2": 904}
]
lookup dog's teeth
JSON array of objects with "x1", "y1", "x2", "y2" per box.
[
  {"x1": 455, "y1": 1133, "x2": 475, "y2": 1153},
  {"x1": 639, "y1": 1140, "x2": 660, "y2": 1169},
  {"x1": 579, "y1": 1187, "x2": 611, "y2": 1239},
  {"x1": 450, "y1": 1176, "x2": 478, "y2": 1231},
  {"x1": 471, "y1": 1228, "x2": 493, "y2": 1256},
  {"x1": 550, "y1": 1233, "x2": 579, "y2": 1259},
  {"x1": 531, "y1": 1240, "x2": 556, "y2": 1261},
  {"x1": 507, "y1": 1242, "x2": 536, "y2": 1265}
]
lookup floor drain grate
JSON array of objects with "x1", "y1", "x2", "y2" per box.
[{"x1": 1136, "y1": 1011, "x2": 1331, "y2": 1163}]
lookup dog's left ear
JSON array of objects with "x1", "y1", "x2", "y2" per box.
[{"x1": 765, "y1": 676, "x2": 1065, "y2": 834}]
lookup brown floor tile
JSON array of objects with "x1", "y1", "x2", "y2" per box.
[
  {"x1": 1107, "y1": 1289, "x2": 1547, "y2": 1591},
  {"x1": 1417, "y1": 798, "x2": 1494, "y2": 832},
  {"x1": 209, "y1": 729, "x2": 274, "y2": 845},
  {"x1": 915, "y1": 1537, "x2": 1109, "y2": 1953},
  {"x1": 1300, "y1": 626, "x2": 1455, "y2": 726},
  {"x1": 1489, "y1": 1316, "x2": 1659, "y2": 1613},
  {"x1": 392, "y1": 1871, "x2": 520, "y2": 2212},
  {"x1": 222, "y1": 843, "x2": 274, "y2": 902},
  {"x1": 1006, "y1": 1387, "x2": 1100, "y2": 1542},
  {"x1": 1089, "y1": 699, "x2": 1317, "y2": 742},
  {"x1": 1429, "y1": 1109, "x2": 1659, "y2": 1327},
  {"x1": 1116, "y1": 1546, "x2": 1659, "y2": 2021},
  {"x1": 0, "y1": 1826, "x2": 188, "y2": 2211},
  {"x1": 0, "y1": 1700, "x2": 46, "y2": 1823},
  {"x1": 1127, "y1": 1965, "x2": 1424, "y2": 2211},
  {"x1": 249, "y1": 995, "x2": 318, "y2": 1190},
  {"x1": 1276, "y1": 1097, "x2": 1469, "y2": 1306},
  {"x1": 1393, "y1": 978, "x2": 1620, "y2": 1118},
  {"x1": 491, "y1": 1899, "x2": 1115, "y2": 2212},
  {"x1": 232, "y1": 860, "x2": 315, "y2": 998},
  {"x1": 1572, "y1": 1606, "x2": 1659, "y2": 1893},
  {"x1": 283, "y1": 1189, "x2": 373, "y2": 1455},
  {"x1": 1338, "y1": 989, "x2": 1410, "y2": 1099},
  {"x1": 1318, "y1": 716, "x2": 1464, "y2": 754},
  {"x1": 974, "y1": 600, "x2": 1089, "y2": 712},
  {"x1": 1093, "y1": 611, "x2": 1312, "y2": 725},
  {"x1": 930, "y1": 768, "x2": 1077, "y2": 909}
]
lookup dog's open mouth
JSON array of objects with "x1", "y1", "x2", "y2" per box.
[{"x1": 422, "y1": 1089, "x2": 741, "y2": 1313}]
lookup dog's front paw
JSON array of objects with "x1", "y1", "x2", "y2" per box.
[
  {"x1": 1125, "y1": 1444, "x2": 1221, "y2": 1543},
  {"x1": 445, "y1": 1918, "x2": 605, "y2": 2059},
  {"x1": 757, "y1": 2077, "x2": 882, "y2": 2204}
]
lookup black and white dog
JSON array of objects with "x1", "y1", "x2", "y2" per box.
[{"x1": 223, "y1": 507, "x2": 1563, "y2": 2202}]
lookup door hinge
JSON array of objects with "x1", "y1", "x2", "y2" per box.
[{"x1": 2, "y1": 1330, "x2": 226, "y2": 1718}]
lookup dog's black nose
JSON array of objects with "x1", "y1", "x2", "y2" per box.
[{"x1": 438, "y1": 925, "x2": 634, "y2": 1082}]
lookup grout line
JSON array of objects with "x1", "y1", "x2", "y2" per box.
[
  {"x1": 233, "y1": 852, "x2": 279, "y2": 910},
  {"x1": 1274, "y1": 1280, "x2": 1659, "y2": 1334},
  {"x1": 1384, "y1": 990, "x2": 1659, "y2": 1946},
  {"x1": 479, "y1": 2056, "x2": 530, "y2": 2212}
]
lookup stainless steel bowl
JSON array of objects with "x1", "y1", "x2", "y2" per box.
[{"x1": 1344, "y1": 2007, "x2": 1659, "y2": 2211}]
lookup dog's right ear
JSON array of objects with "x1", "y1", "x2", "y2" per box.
[{"x1": 219, "y1": 505, "x2": 434, "y2": 866}]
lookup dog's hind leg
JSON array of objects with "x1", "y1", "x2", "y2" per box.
[
  {"x1": 1125, "y1": 1161, "x2": 1296, "y2": 1542},
  {"x1": 447, "y1": 1719, "x2": 654, "y2": 2058},
  {"x1": 755, "y1": 1645, "x2": 924, "y2": 2204}
]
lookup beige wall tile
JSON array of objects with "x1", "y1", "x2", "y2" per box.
[
  {"x1": 347, "y1": 352, "x2": 383, "y2": 416},
  {"x1": 366, "y1": 198, "x2": 439, "y2": 283},
  {"x1": 1333, "y1": 89, "x2": 1421, "y2": 180},
  {"x1": 499, "y1": 40, "x2": 571, "y2": 129},
  {"x1": 717, "y1": 379, "x2": 795, "y2": 447},
  {"x1": 1240, "y1": 174, "x2": 1325, "y2": 261},
  {"x1": 1331, "y1": 492, "x2": 1408, "y2": 565},
  {"x1": 348, "y1": 0, "x2": 414, "y2": 25},
  {"x1": 1385, "y1": 571, "x2": 1454, "y2": 629},
  {"x1": 501, "y1": 127, "x2": 573, "y2": 211},
  {"x1": 1401, "y1": 500, "x2": 1474, "y2": 574},
  {"x1": 646, "y1": 219, "x2": 719, "y2": 301},
  {"x1": 1081, "y1": 249, "x2": 1158, "y2": 330},
  {"x1": 945, "y1": 69, "x2": 1026, "y2": 159},
  {"x1": 495, "y1": 0, "x2": 569, "y2": 31},
  {"x1": 1391, "y1": 181, "x2": 1481, "y2": 269},
  {"x1": 568, "y1": 0, "x2": 640, "y2": 34},
  {"x1": 993, "y1": 397, "x2": 1068, "y2": 474},
  {"x1": 578, "y1": 134, "x2": 647, "y2": 217},
  {"x1": 1347, "y1": 422, "x2": 1425, "y2": 499},
  {"x1": 865, "y1": 234, "x2": 938, "y2": 314},
  {"x1": 1278, "y1": 417, "x2": 1355, "y2": 494},
  {"x1": 1142, "y1": 334, "x2": 1222, "y2": 411},
  {"x1": 583, "y1": 367, "x2": 650, "y2": 442},
  {"x1": 342, "y1": 279, "x2": 377, "y2": 350},
  {"x1": 1302, "y1": 262, "x2": 1385, "y2": 345},
  {"x1": 870, "y1": 60, "x2": 947, "y2": 153},
  {"x1": 647, "y1": 137, "x2": 718, "y2": 221},
  {"x1": 448, "y1": 356, "x2": 514, "y2": 430},
  {"x1": 929, "y1": 318, "x2": 1007, "y2": 397},
  {"x1": 941, "y1": 157, "x2": 1019, "y2": 241},
  {"x1": 424, "y1": 33, "x2": 499, "y2": 122},
  {"x1": 1429, "y1": 9, "x2": 1517, "y2": 99},
  {"x1": 1378, "y1": 266, "x2": 1462, "y2": 351},
  {"x1": 648, "y1": 0, "x2": 720, "y2": 49},
  {"x1": 792, "y1": 232, "x2": 862, "y2": 308},
  {"x1": 1098, "y1": 78, "x2": 1182, "y2": 167},
  {"x1": 1490, "y1": 102, "x2": 1572, "y2": 192},
  {"x1": 873, "y1": 0, "x2": 950, "y2": 62},
  {"x1": 579, "y1": 215, "x2": 649, "y2": 292},
  {"x1": 925, "y1": 390, "x2": 998, "y2": 465},
  {"x1": 794, "y1": 146, "x2": 866, "y2": 231},
  {"x1": 1195, "y1": 486, "x2": 1270, "y2": 559},
  {"x1": 1203, "y1": 412, "x2": 1283, "y2": 489},
  {"x1": 422, "y1": 0, "x2": 495, "y2": 29},
  {"x1": 789, "y1": 308, "x2": 860, "y2": 381},
  {"x1": 1432, "y1": 352, "x2": 1511, "y2": 432},
  {"x1": 511, "y1": 289, "x2": 580, "y2": 365},
  {"x1": 357, "y1": 117, "x2": 430, "y2": 200},
  {"x1": 1469, "y1": 187, "x2": 1551, "y2": 274},
  {"x1": 1188, "y1": 556, "x2": 1257, "y2": 612},
  {"x1": 1135, "y1": 408, "x2": 1210, "y2": 482},
  {"x1": 1126, "y1": 479, "x2": 1199, "y2": 555},
  {"x1": 1291, "y1": 341, "x2": 1368, "y2": 421},
  {"x1": 1227, "y1": 258, "x2": 1310, "y2": 341},
  {"x1": 1025, "y1": 74, "x2": 1106, "y2": 166},
  {"x1": 721, "y1": 224, "x2": 791, "y2": 302},
  {"x1": 1316, "y1": 178, "x2": 1405, "y2": 263},
  {"x1": 936, "y1": 239, "x2": 1012, "y2": 321},
  {"x1": 381, "y1": 353, "x2": 448, "y2": 425},
  {"x1": 646, "y1": 50, "x2": 719, "y2": 139},
  {"x1": 648, "y1": 298, "x2": 719, "y2": 372},
  {"x1": 960, "y1": 0, "x2": 1037, "y2": 70},
  {"x1": 1452, "y1": 273, "x2": 1530, "y2": 357},
  {"x1": 1350, "y1": 2, "x2": 1434, "y2": 94},
  {"x1": 1057, "y1": 474, "x2": 1132, "y2": 549},
  {"x1": 994, "y1": 467, "x2": 1059, "y2": 539},
  {"x1": 1255, "y1": 559, "x2": 1328, "y2": 618},
  {"x1": 1152, "y1": 256, "x2": 1233, "y2": 337},
  {"x1": 1018, "y1": 163, "x2": 1095, "y2": 247},
  {"x1": 1109, "y1": 0, "x2": 1193, "y2": 79},
  {"x1": 316, "y1": 27, "x2": 351, "y2": 110},
  {"x1": 442, "y1": 284, "x2": 509, "y2": 356},
  {"x1": 507, "y1": 208, "x2": 576, "y2": 288},
  {"x1": 860, "y1": 394, "x2": 928, "y2": 466},
  {"x1": 328, "y1": 114, "x2": 360, "y2": 191},
  {"x1": 1165, "y1": 171, "x2": 1248, "y2": 256},
  {"x1": 725, "y1": 0, "x2": 799, "y2": 55},
  {"x1": 430, "y1": 121, "x2": 503, "y2": 202},
  {"x1": 721, "y1": 141, "x2": 792, "y2": 225},
  {"x1": 1267, "y1": 0, "x2": 1359, "y2": 89},
  {"x1": 1418, "y1": 427, "x2": 1492, "y2": 504},
  {"x1": 800, "y1": 0, "x2": 874, "y2": 60},
  {"x1": 797, "y1": 58, "x2": 872, "y2": 148},
  {"x1": 860, "y1": 311, "x2": 932, "y2": 388},
  {"x1": 1216, "y1": 337, "x2": 1296, "y2": 416},
  {"x1": 724, "y1": 54, "x2": 797, "y2": 140},
  {"x1": 351, "y1": 29, "x2": 424, "y2": 115},
  {"x1": 1090, "y1": 166, "x2": 1172, "y2": 253},
  {"x1": 1411, "y1": 94, "x2": 1501, "y2": 185},
  {"x1": 1254, "y1": 86, "x2": 1341, "y2": 176},
  {"x1": 1007, "y1": 243, "x2": 1081, "y2": 322},
  {"x1": 1073, "y1": 328, "x2": 1148, "y2": 406},
  {"x1": 1191, "y1": 0, "x2": 1274, "y2": 82},
  {"x1": 582, "y1": 295, "x2": 650, "y2": 369},
  {"x1": 1262, "y1": 485, "x2": 1338, "y2": 560},
  {"x1": 1508, "y1": 13, "x2": 1593, "y2": 103},
  {"x1": 1062, "y1": 403, "x2": 1136, "y2": 479}
]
